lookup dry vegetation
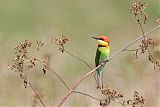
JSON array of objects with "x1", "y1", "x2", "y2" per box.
[{"x1": 9, "y1": 2, "x2": 160, "y2": 107}]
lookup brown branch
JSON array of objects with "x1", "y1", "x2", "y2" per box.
[
  {"x1": 29, "y1": 82, "x2": 46, "y2": 107},
  {"x1": 123, "y1": 48, "x2": 141, "y2": 52},
  {"x1": 47, "y1": 67, "x2": 71, "y2": 91},
  {"x1": 138, "y1": 21, "x2": 145, "y2": 37},
  {"x1": 72, "y1": 91, "x2": 104, "y2": 101},
  {"x1": 73, "y1": 91, "x2": 126, "y2": 106},
  {"x1": 147, "y1": 48, "x2": 159, "y2": 71},
  {"x1": 58, "y1": 64, "x2": 101, "y2": 107},
  {"x1": 64, "y1": 49, "x2": 92, "y2": 69},
  {"x1": 147, "y1": 48, "x2": 154, "y2": 62},
  {"x1": 57, "y1": 24, "x2": 160, "y2": 107}
]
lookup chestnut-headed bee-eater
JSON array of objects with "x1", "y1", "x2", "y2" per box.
[{"x1": 92, "y1": 36, "x2": 110, "y2": 89}]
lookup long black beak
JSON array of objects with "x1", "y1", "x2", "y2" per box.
[{"x1": 92, "y1": 37, "x2": 99, "y2": 40}]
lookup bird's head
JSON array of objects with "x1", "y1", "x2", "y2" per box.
[{"x1": 92, "y1": 36, "x2": 110, "y2": 47}]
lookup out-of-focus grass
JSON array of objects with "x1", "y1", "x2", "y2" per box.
[{"x1": 0, "y1": 0, "x2": 159, "y2": 107}]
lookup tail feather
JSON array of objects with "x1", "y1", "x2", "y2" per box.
[{"x1": 96, "y1": 70, "x2": 103, "y2": 89}]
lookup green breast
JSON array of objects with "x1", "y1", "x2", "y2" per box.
[{"x1": 95, "y1": 46, "x2": 110, "y2": 67}]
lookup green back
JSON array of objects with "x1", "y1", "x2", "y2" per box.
[{"x1": 95, "y1": 48, "x2": 101, "y2": 67}]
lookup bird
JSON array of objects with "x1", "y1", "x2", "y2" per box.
[{"x1": 92, "y1": 36, "x2": 110, "y2": 89}]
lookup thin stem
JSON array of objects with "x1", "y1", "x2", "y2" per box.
[
  {"x1": 28, "y1": 53, "x2": 71, "y2": 91},
  {"x1": 64, "y1": 49, "x2": 98, "y2": 88},
  {"x1": 48, "y1": 67, "x2": 71, "y2": 91},
  {"x1": 147, "y1": 48, "x2": 154, "y2": 62},
  {"x1": 123, "y1": 48, "x2": 141, "y2": 51},
  {"x1": 73, "y1": 91, "x2": 126, "y2": 106},
  {"x1": 29, "y1": 83, "x2": 46, "y2": 107},
  {"x1": 64, "y1": 49, "x2": 92, "y2": 69},
  {"x1": 72, "y1": 91, "x2": 104, "y2": 101},
  {"x1": 138, "y1": 21, "x2": 145, "y2": 37},
  {"x1": 147, "y1": 48, "x2": 159, "y2": 71}
]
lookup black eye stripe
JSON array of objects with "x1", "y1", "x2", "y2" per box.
[{"x1": 99, "y1": 38, "x2": 104, "y2": 40}]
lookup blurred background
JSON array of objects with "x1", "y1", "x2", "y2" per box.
[{"x1": 0, "y1": 0, "x2": 159, "y2": 107}]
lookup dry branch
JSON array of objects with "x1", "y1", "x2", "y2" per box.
[{"x1": 29, "y1": 83, "x2": 46, "y2": 107}]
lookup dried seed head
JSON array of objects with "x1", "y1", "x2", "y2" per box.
[
  {"x1": 154, "y1": 61, "x2": 160, "y2": 71},
  {"x1": 100, "y1": 99, "x2": 110, "y2": 107},
  {"x1": 129, "y1": 2, "x2": 149, "y2": 16},
  {"x1": 24, "y1": 79, "x2": 29, "y2": 88},
  {"x1": 51, "y1": 34, "x2": 69, "y2": 53},
  {"x1": 42, "y1": 53, "x2": 51, "y2": 76},
  {"x1": 101, "y1": 86, "x2": 145, "y2": 107},
  {"x1": 132, "y1": 91, "x2": 145, "y2": 106},
  {"x1": 139, "y1": 37, "x2": 155, "y2": 54},
  {"x1": 101, "y1": 86, "x2": 124, "y2": 102},
  {"x1": 10, "y1": 40, "x2": 38, "y2": 88},
  {"x1": 36, "y1": 41, "x2": 44, "y2": 51},
  {"x1": 129, "y1": 2, "x2": 149, "y2": 24}
]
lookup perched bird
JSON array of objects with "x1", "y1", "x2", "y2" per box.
[{"x1": 92, "y1": 36, "x2": 110, "y2": 89}]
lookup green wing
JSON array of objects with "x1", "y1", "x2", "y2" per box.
[{"x1": 95, "y1": 48, "x2": 100, "y2": 67}]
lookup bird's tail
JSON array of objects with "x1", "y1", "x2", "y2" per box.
[{"x1": 96, "y1": 70, "x2": 103, "y2": 89}]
